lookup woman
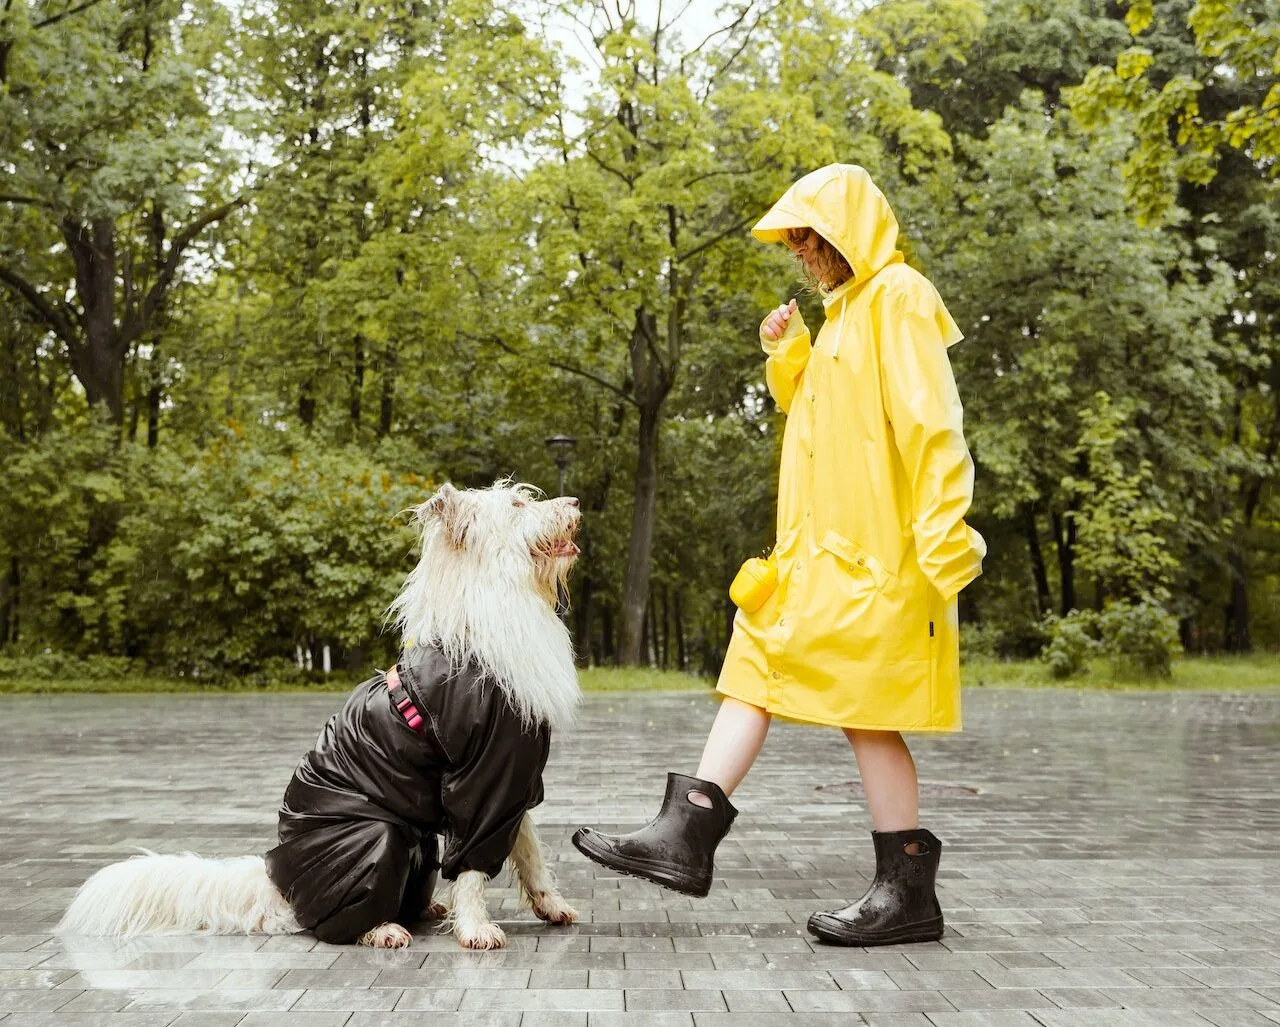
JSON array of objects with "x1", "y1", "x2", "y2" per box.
[{"x1": 573, "y1": 164, "x2": 985, "y2": 946}]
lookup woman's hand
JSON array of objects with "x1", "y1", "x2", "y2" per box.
[{"x1": 762, "y1": 298, "x2": 799, "y2": 341}]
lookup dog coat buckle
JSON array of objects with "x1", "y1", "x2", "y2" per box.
[{"x1": 386, "y1": 666, "x2": 425, "y2": 734}]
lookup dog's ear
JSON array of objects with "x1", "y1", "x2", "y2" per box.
[{"x1": 422, "y1": 483, "x2": 473, "y2": 548}]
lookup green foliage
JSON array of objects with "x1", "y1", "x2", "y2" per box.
[
  {"x1": 0, "y1": 414, "x2": 134, "y2": 648},
  {"x1": 1065, "y1": 392, "x2": 1183, "y2": 603},
  {"x1": 106, "y1": 430, "x2": 429, "y2": 675},
  {"x1": 0, "y1": 651, "x2": 143, "y2": 681},
  {"x1": 0, "y1": 0, "x2": 243, "y2": 419},
  {"x1": 1096, "y1": 600, "x2": 1183, "y2": 678},
  {"x1": 1068, "y1": 0, "x2": 1280, "y2": 224},
  {"x1": 0, "y1": 421, "x2": 430, "y2": 676},
  {"x1": 3, "y1": 0, "x2": 1280, "y2": 679},
  {"x1": 1041, "y1": 611, "x2": 1100, "y2": 680},
  {"x1": 963, "y1": 652, "x2": 1280, "y2": 690},
  {"x1": 1041, "y1": 602, "x2": 1181, "y2": 680},
  {"x1": 959, "y1": 622, "x2": 1000, "y2": 660}
]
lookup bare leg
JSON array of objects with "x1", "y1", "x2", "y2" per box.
[
  {"x1": 687, "y1": 696, "x2": 772, "y2": 806},
  {"x1": 571, "y1": 696, "x2": 752, "y2": 893},
  {"x1": 843, "y1": 729, "x2": 920, "y2": 833}
]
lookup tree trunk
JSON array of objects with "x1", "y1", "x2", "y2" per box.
[
  {"x1": 2, "y1": 323, "x2": 22, "y2": 441},
  {"x1": 1224, "y1": 541, "x2": 1252, "y2": 652},
  {"x1": 299, "y1": 379, "x2": 316, "y2": 426},
  {"x1": 351, "y1": 334, "x2": 364, "y2": 427},
  {"x1": 575, "y1": 573, "x2": 593, "y2": 667},
  {"x1": 146, "y1": 343, "x2": 162, "y2": 449},
  {"x1": 602, "y1": 603, "x2": 615, "y2": 665},
  {"x1": 0, "y1": 557, "x2": 18, "y2": 644},
  {"x1": 1023, "y1": 503, "x2": 1051, "y2": 617},
  {"x1": 65, "y1": 218, "x2": 127, "y2": 422},
  {"x1": 1225, "y1": 467, "x2": 1270, "y2": 653},
  {"x1": 378, "y1": 345, "x2": 396, "y2": 437},
  {"x1": 4, "y1": 205, "x2": 240, "y2": 427},
  {"x1": 146, "y1": 381, "x2": 161, "y2": 447},
  {"x1": 225, "y1": 279, "x2": 247, "y2": 419},
  {"x1": 1179, "y1": 615, "x2": 1195, "y2": 654},
  {"x1": 659, "y1": 583, "x2": 670, "y2": 669},
  {"x1": 640, "y1": 604, "x2": 651, "y2": 666},
  {"x1": 618, "y1": 400, "x2": 662, "y2": 664},
  {"x1": 1052, "y1": 509, "x2": 1077, "y2": 614},
  {"x1": 674, "y1": 587, "x2": 686, "y2": 672}
]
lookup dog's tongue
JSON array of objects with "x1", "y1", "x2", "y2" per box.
[{"x1": 553, "y1": 540, "x2": 580, "y2": 557}]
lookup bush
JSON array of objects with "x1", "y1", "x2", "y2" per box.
[
  {"x1": 962, "y1": 617, "x2": 1051, "y2": 663},
  {"x1": 106, "y1": 431, "x2": 431, "y2": 676},
  {"x1": 993, "y1": 618, "x2": 1051, "y2": 660},
  {"x1": 960, "y1": 622, "x2": 1002, "y2": 660},
  {"x1": 0, "y1": 651, "x2": 143, "y2": 680},
  {"x1": 1096, "y1": 600, "x2": 1181, "y2": 677},
  {"x1": 0, "y1": 422, "x2": 435, "y2": 678},
  {"x1": 1040, "y1": 610, "x2": 1099, "y2": 679},
  {"x1": 1039, "y1": 601, "x2": 1181, "y2": 679}
]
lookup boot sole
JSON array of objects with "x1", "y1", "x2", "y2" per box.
[
  {"x1": 571, "y1": 829, "x2": 711, "y2": 897},
  {"x1": 807, "y1": 913, "x2": 944, "y2": 947}
]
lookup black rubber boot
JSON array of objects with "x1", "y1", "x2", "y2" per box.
[
  {"x1": 571, "y1": 772, "x2": 737, "y2": 897},
  {"x1": 807, "y1": 827, "x2": 944, "y2": 946}
]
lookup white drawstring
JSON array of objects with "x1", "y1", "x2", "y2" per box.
[{"x1": 832, "y1": 295, "x2": 849, "y2": 359}]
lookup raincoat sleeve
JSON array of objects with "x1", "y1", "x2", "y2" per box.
[
  {"x1": 761, "y1": 308, "x2": 810, "y2": 413},
  {"x1": 878, "y1": 281, "x2": 986, "y2": 600},
  {"x1": 437, "y1": 714, "x2": 550, "y2": 880}
]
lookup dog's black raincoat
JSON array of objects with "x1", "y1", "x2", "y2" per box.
[{"x1": 264, "y1": 644, "x2": 551, "y2": 943}]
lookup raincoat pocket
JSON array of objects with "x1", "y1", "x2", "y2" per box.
[
  {"x1": 730, "y1": 555, "x2": 778, "y2": 613},
  {"x1": 817, "y1": 530, "x2": 893, "y2": 595}
]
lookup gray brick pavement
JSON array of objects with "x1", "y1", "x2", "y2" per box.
[{"x1": 3, "y1": 687, "x2": 1280, "y2": 1025}]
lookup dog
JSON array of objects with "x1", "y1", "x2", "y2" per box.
[{"x1": 58, "y1": 480, "x2": 583, "y2": 950}]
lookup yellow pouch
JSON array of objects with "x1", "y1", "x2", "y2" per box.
[{"x1": 730, "y1": 555, "x2": 778, "y2": 613}]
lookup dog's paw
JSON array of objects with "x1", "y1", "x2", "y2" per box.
[
  {"x1": 423, "y1": 900, "x2": 450, "y2": 922},
  {"x1": 532, "y1": 891, "x2": 579, "y2": 925},
  {"x1": 455, "y1": 920, "x2": 507, "y2": 950},
  {"x1": 358, "y1": 922, "x2": 412, "y2": 949}
]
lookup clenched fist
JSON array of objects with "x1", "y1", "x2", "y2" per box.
[{"x1": 762, "y1": 298, "x2": 799, "y2": 341}]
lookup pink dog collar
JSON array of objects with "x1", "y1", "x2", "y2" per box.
[{"x1": 386, "y1": 666, "x2": 425, "y2": 734}]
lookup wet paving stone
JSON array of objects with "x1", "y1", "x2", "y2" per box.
[{"x1": 2, "y1": 686, "x2": 1279, "y2": 1025}]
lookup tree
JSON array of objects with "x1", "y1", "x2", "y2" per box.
[
  {"x1": 1069, "y1": 0, "x2": 1280, "y2": 225},
  {"x1": 927, "y1": 97, "x2": 1233, "y2": 620},
  {"x1": 1068, "y1": 0, "x2": 1280, "y2": 649},
  {"x1": 0, "y1": 0, "x2": 243, "y2": 427},
  {"x1": 492, "y1": 0, "x2": 952, "y2": 664}
]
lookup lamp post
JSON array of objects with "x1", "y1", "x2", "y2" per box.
[{"x1": 544, "y1": 434, "x2": 577, "y2": 497}]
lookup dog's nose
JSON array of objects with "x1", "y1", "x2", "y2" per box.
[{"x1": 564, "y1": 497, "x2": 580, "y2": 508}]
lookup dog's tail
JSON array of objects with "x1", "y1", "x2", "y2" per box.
[{"x1": 57, "y1": 852, "x2": 299, "y2": 938}]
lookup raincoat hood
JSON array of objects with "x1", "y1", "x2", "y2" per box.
[{"x1": 752, "y1": 164, "x2": 904, "y2": 288}]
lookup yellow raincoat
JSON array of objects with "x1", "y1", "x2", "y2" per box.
[{"x1": 717, "y1": 164, "x2": 986, "y2": 731}]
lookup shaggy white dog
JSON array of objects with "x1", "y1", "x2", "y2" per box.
[{"x1": 58, "y1": 480, "x2": 582, "y2": 950}]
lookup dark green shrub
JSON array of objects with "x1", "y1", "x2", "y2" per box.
[
  {"x1": 1040, "y1": 610, "x2": 1100, "y2": 679},
  {"x1": 1096, "y1": 600, "x2": 1181, "y2": 677}
]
